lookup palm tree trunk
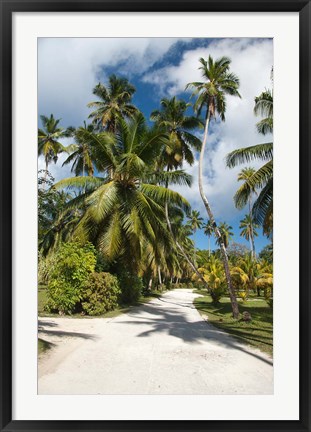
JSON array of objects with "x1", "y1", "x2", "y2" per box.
[
  {"x1": 193, "y1": 229, "x2": 197, "y2": 266},
  {"x1": 249, "y1": 197, "x2": 256, "y2": 260},
  {"x1": 199, "y1": 109, "x2": 239, "y2": 318},
  {"x1": 148, "y1": 276, "x2": 153, "y2": 291},
  {"x1": 208, "y1": 236, "x2": 211, "y2": 257},
  {"x1": 158, "y1": 267, "x2": 162, "y2": 286}
]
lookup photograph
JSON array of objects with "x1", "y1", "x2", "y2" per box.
[{"x1": 37, "y1": 36, "x2": 274, "y2": 396}]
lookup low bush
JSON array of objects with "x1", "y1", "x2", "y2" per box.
[
  {"x1": 82, "y1": 272, "x2": 120, "y2": 316},
  {"x1": 118, "y1": 272, "x2": 143, "y2": 304},
  {"x1": 38, "y1": 252, "x2": 56, "y2": 285},
  {"x1": 45, "y1": 242, "x2": 96, "y2": 314}
]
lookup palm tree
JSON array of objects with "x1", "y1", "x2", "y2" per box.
[
  {"x1": 216, "y1": 222, "x2": 233, "y2": 248},
  {"x1": 55, "y1": 113, "x2": 190, "y2": 272},
  {"x1": 150, "y1": 96, "x2": 213, "y2": 292},
  {"x1": 234, "y1": 167, "x2": 258, "y2": 258},
  {"x1": 234, "y1": 167, "x2": 257, "y2": 212},
  {"x1": 186, "y1": 55, "x2": 241, "y2": 318},
  {"x1": 150, "y1": 96, "x2": 202, "y2": 170},
  {"x1": 254, "y1": 89, "x2": 273, "y2": 135},
  {"x1": 203, "y1": 219, "x2": 214, "y2": 256},
  {"x1": 186, "y1": 210, "x2": 203, "y2": 265},
  {"x1": 226, "y1": 85, "x2": 273, "y2": 237},
  {"x1": 239, "y1": 214, "x2": 258, "y2": 258},
  {"x1": 191, "y1": 255, "x2": 225, "y2": 303},
  {"x1": 62, "y1": 123, "x2": 97, "y2": 177},
  {"x1": 231, "y1": 254, "x2": 272, "y2": 298},
  {"x1": 38, "y1": 114, "x2": 69, "y2": 178},
  {"x1": 87, "y1": 74, "x2": 138, "y2": 132}
]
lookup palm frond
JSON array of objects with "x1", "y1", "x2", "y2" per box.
[{"x1": 226, "y1": 143, "x2": 273, "y2": 168}]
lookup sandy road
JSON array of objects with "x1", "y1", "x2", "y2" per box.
[{"x1": 38, "y1": 289, "x2": 273, "y2": 395}]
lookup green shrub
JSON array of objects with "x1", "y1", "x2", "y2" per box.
[
  {"x1": 45, "y1": 242, "x2": 96, "y2": 314},
  {"x1": 118, "y1": 272, "x2": 143, "y2": 304},
  {"x1": 157, "y1": 283, "x2": 166, "y2": 292},
  {"x1": 38, "y1": 252, "x2": 56, "y2": 284},
  {"x1": 81, "y1": 272, "x2": 120, "y2": 316}
]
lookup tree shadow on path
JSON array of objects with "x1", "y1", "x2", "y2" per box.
[{"x1": 119, "y1": 301, "x2": 273, "y2": 367}]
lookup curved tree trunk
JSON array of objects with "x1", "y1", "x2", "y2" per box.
[{"x1": 199, "y1": 109, "x2": 240, "y2": 319}]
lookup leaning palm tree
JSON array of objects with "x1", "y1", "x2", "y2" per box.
[
  {"x1": 203, "y1": 219, "x2": 214, "y2": 256},
  {"x1": 55, "y1": 113, "x2": 190, "y2": 272},
  {"x1": 38, "y1": 114, "x2": 69, "y2": 176},
  {"x1": 239, "y1": 214, "x2": 258, "y2": 257},
  {"x1": 186, "y1": 56, "x2": 241, "y2": 318},
  {"x1": 87, "y1": 74, "x2": 139, "y2": 132}
]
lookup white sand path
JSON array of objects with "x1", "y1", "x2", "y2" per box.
[{"x1": 38, "y1": 289, "x2": 273, "y2": 395}]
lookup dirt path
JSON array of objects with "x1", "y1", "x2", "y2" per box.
[{"x1": 38, "y1": 289, "x2": 273, "y2": 395}]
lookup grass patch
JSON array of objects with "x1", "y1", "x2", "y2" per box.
[
  {"x1": 194, "y1": 295, "x2": 273, "y2": 356},
  {"x1": 38, "y1": 284, "x2": 48, "y2": 316}
]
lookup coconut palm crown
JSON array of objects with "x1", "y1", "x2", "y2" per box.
[{"x1": 88, "y1": 74, "x2": 139, "y2": 132}]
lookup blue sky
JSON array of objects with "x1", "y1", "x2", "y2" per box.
[{"x1": 38, "y1": 37, "x2": 273, "y2": 253}]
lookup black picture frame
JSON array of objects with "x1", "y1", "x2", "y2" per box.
[{"x1": 1, "y1": 0, "x2": 310, "y2": 431}]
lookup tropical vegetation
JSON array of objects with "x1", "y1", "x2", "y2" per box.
[{"x1": 38, "y1": 58, "x2": 273, "y2": 326}]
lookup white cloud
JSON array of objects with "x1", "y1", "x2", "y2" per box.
[
  {"x1": 144, "y1": 38, "x2": 273, "y2": 221},
  {"x1": 38, "y1": 38, "x2": 184, "y2": 127}
]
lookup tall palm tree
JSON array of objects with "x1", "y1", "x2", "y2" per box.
[
  {"x1": 87, "y1": 74, "x2": 139, "y2": 132},
  {"x1": 55, "y1": 113, "x2": 190, "y2": 272},
  {"x1": 239, "y1": 214, "x2": 258, "y2": 257},
  {"x1": 62, "y1": 123, "x2": 97, "y2": 177},
  {"x1": 186, "y1": 56, "x2": 241, "y2": 318},
  {"x1": 203, "y1": 219, "x2": 214, "y2": 256},
  {"x1": 38, "y1": 114, "x2": 69, "y2": 176},
  {"x1": 216, "y1": 222, "x2": 234, "y2": 248},
  {"x1": 186, "y1": 210, "x2": 203, "y2": 265}
]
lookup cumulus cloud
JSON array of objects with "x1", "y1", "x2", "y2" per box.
[
  {"x1": 144, "y1": 38, "x2": 273, "y2": 221},
  {"x1": 38, "y1": 37, "x2": 185, "y2": 127}
]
